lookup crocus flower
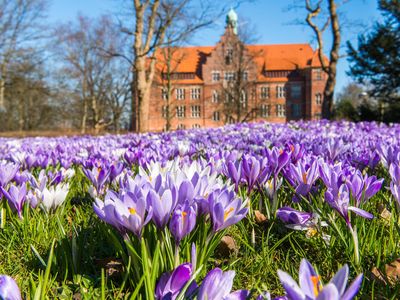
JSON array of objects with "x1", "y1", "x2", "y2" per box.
[
  {"x1": 277, "y1": 258, "x2": 363, "y2": 300},
  {"x1": 0, "y1": 184, "x2": 27, "y2": 218},
  {"x1": 40, "y1": 184, "x2": 69, "y2": 211},
  {"x1": 326, "y1": 138, "x2": 348, "y2": 162},
  {"x1": 0, "y1": 275, "x2": 22, "y2": 300},
  {"x1": 197, "y1": 268, "x2": 249, "y2": 300},
  {"x1": 241, "y1": 155, "x2": 270, "y2": 193},
  {"x1": 82, "y1": 166, "x2": 110, "y2": 196},
  {"x1": 346, "y1": 171, "x2": 383, "y2": 205},
  {"x1": 277, "y1": 207, "x2": 312, "y2": 226},
  {"x1": 0, "y1": 162, "x2": 19, "y2": 187},
  {"x1": 325, "y1": 184, "x2": 373, "y2": 228},
  {"x1": 209, "y1": 188, "x2": 248, "y2": 232},
  {"x1": 148, "y1": 188, "x2": 176, "y2": 229},
  {"x1": 155, "y1": 263, "x2": 196, "y2": 300},
  {"x1": 289, "y1": 160, "x2": 319, "y2": 202},
  {"x1": 223, "y1": 160, "x2": 243, "y2": 192},
  {"x1": 93, "y1": 191, "x2": 125, "y2": 232},
  {"x1": 94, "y1": 188, "x2": 152, "y2": 238},
  {"x1": 169, "y1": 203, "x2": 197, "y2": 244},
  {"x1": 265, "y1": 148, "x2": 291, "y2": 176},
  {"x1": 389, "y1": 163, "x2": 400, "y2": 205},
  {"x1": 113, "y1": 191, "x2": 153, "y2": 238},
  {"x1": 389, "y1": 163, "x2": 400, "y2": 186}
]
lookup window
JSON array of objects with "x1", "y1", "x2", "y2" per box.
[
  {"x1": 291, "y1": 84, "x2": 301, "y2": 99},
  {"x1": 191, "y1": 105, "x2": 200, "y2": 118},
  {"x1": 315, "y1": 69, "x2": 322, "y2": 80},
  {"x1": 259, "y1": 104, "x2": 270, "y2": 117},
  {"x1": 176, "y1": 88, "x2": 185, "y2": 100},
  {"x1": 227, "y1": 116, "x2": 235, "y2": 124},
  {"x1": 260, "y1": 86, "x2": 270, "y2": 99},
  {"x1": 226, "y1": 48, "x2": 233, "y2": 64},
  {"x1": 240, "y1": 90, "x2": 247, "y2": 108},
  {"x1": 276, "y1": 104, "x2": 286, "y2": 117},
  {"x1": 212, "y1": 111, "x2": 220, "y2": 121},
  {"x1": 177, "y1": 124, "x2": 186, "y2": 130},
  {"x1": 225, "y1": 93, "x2": 234, "y2": 103},
  {"x1": 176, "y1": 106, "x2": 185, "y2": 118},
  {"x1": 291, "y1": 104, "x2": 301, "y2": 117},
  {"x1": 212, "y1": 90, "x2": 219, "y2": 103},
  {"x1": 276, "y1": 85, "x2": 286, "y2": 98},
  {"x1": 161, "y1": 88, "x2": 168, "y2": 100},
  {"x1": 212, "y1": 71, "x2": 221, "y2": 82},
  {"x1": 162, "y1": 106, "x2": 168, "y2": 118},
  {"x1": 192, "y1": 124, "x2": 201, "y2": 129},
  {"x1": 191, "y1": 88, "x2": 201, "y2": 100},
  {"x1": 315, "y1": 93, "x2": 322, "y2": 105},
  {"x1": 242, "y1": 71, "x2": 249, "y2": 81},
  {"x1": 224, "y1": 71, "x2": 235, "y2": 81}
]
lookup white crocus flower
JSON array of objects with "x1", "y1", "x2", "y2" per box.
[{"x1": 41, "y1": 184, "x2": 69, "y2": 211}]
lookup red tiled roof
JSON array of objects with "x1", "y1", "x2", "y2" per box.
[{"x1": 153, "y1": 43, "x2": 327, "y2": 83}]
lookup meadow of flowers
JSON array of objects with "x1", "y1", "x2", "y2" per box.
[{"x1": 0, "y1": 120, "x2": 400, "y2": 299}]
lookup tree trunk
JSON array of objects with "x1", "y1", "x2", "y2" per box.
[
  {"x1": 81, "y1": 98, "x2": 88, "y2": 134},
  {"x1": 0, "y1": 63, "x2": 6, "y2": 112},
  {"x1": 131, "y1": 78, "x2": 137, "y2": 132}
]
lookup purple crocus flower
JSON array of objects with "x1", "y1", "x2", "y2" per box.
[
  {"x1": 155, "y1": 263, "x2": 196, "y2": 300},
  {"x1": 0, "y1": 162, "x2": 19, "y2": 187},
  {"x1": 109, "y1": 162, "x2": 124, "y2": 182},
  {"x1": 277, "y1": 207, "x2": 312, "y2": 225},
  {"x1": 94, "y1": 185, "x2": 152, "y2": 237},
  {"x1": 265, "y1": 148, "x2": 291, "y2": 176},
  {"x1": 208, "y1": 188, "x2": 248, "y2": 232},
  {"x1": 148, "y1": 188, "x2": 176, "y2": 229},
  {"x1": 0, "y1": 275, "x2": 22, "y2": 300},
  {"x1": 0, "y1": 184, "x2": 27, "y2": 218},
  {"x1": 389, "y1": 164, "x2": 400, "y2": 205},
  {"x1": 325, "y1": 184, "x2": 373, "y2": 228},
  {"x1": 93, "y1": 191, "x2": 126, "y2": 233},
  {"x1": 241, "y1": 156, "x2": 270, "y2": 193},
  {"x1": 169, "y1": 203, "x2": 197, "y2": 244},
  {"x1": 289, "y1": 160, "x2": 319, "y2": 202},
  {"x1": 223, "y1": 160, "x2": 243, "y2": 192},
  {"x1": 82, "y1": 166, "x2": 110, "y2": 196},
  {"x1": 346, "y1": 171, "x2": 383, "y2": 205},
  {"x1": 390, "y1": 163, "x2": 400, "y2": 186},
  {"x1": 277, "y1": 259, "x2": 363, "y2": 300},
  {"x1": 197, "y1": 268, "x2": 249, "y2": 300}
]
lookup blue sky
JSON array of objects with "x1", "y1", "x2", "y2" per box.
[{"x1": 49, "y1": 0, "x2": 381, "y2": 94}]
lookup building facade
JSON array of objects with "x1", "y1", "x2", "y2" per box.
[{"x1": 148, "y1": 9, "x2": 327, "y2": 131}]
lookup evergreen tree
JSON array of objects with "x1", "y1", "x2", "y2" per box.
[{"x1": 347, "y1": 0, "x2": 400, "y2": 103}]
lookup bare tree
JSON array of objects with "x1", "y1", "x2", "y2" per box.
[
  {"x1": 304, "y1": 0, "x2": 342, "y2": 119},
  {"x1": 0, "y1": 0, "x2": 47, "y2": 115},
  {"x1": 54, "y1": 15, "x2": 130, "y2": 133}
]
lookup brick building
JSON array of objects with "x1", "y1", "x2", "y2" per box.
[{"x1": 148, "y1": 9, "x2": 327, "y2": 131}]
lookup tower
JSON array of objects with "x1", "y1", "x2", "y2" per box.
[{"x1": 226, "y1": 8, "x2": 238, "y2": 35}]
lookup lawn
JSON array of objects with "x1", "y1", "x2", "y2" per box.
[{"x1": 0, "y1": 120, "x2": 399, "y2": 299}]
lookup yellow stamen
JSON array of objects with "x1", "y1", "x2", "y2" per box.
[
  {"x1": 302, "y1": 172, "x2": 308, "y2": 184},
  {"x1": 311, "y1": 275, "x2": 322, "y2": 296},
  {"x1": 129, "y1": 208, "x2": 136, "y2": 215},
  {"x1": 224, "y1": 207, "x2": 235, "y2": 221},
  {"x1": 181, "y1": 211, "x2": 187, "y2": 222},
  {"x1": 290, "y1": 145, "x2": 295, "y2": 152}
]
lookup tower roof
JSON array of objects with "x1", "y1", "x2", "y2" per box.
[{"x1": 226, "y1": 8, "x2": 238, "y2": 35}]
